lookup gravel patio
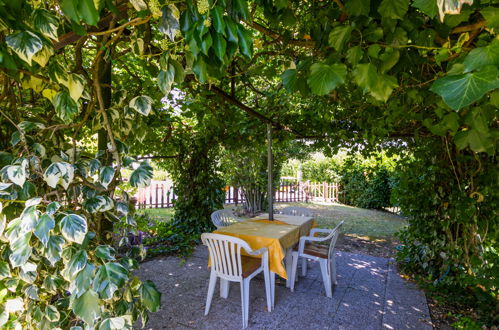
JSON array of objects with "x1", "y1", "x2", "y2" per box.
[{"x1": 137, "y1": 246, "x2": 432, "y2": 329}]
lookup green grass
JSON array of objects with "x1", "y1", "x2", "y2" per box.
[
  {"x1": 276, "y1": 202, "x2": 407, "y2": 239},
  {"x1": 137, "y1": 208, "x2": 175, "y2": 222},
  {"x1": 137, "y1": 202, "x2": 407, "y2": 239}
]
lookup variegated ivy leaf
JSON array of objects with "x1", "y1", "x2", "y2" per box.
[
  {"x1": 60, "y1": 214, "x2": 87, "y2": 244},
  {"x1": 69, "y1": 263, "x2": 95, "y2": 298},
  {"x1": 44, "y1": 235, "x2": 64, "y2": 265},
  {"x1": 2, "y1": 158, "x2": 28, "y2": 187},
  {"x1": 83, "y1": 196, "x2": 114, "y2": 213},
  {"x1": 53, "y1": 91, "x2": 79, "y2": 123},
  {"x1": 5, "y1": 31, "x2": 43, "y2": 65},
  {"x1": 129, "y1": 95, "x2": 153, "y2": 116},
  {"x1": 130, "y1": 161, "x2": 153, "y2": 188},
  {"x1": 25, "y1": 197, "x2": 42, "y2": 207},
  {"x1": 46, "y1": 201, "x2": 60, "y2": 215},
  {"x1": 99, "y1": 316, "x2": 132, "y2": 330},
  {"x1": 34, "y1": 214, "x2": 55, "y2": 247},
  {"x1": 9, "y1": 232, "x2": 32, "y2": 268},
  {"x1": 0, "y1": 261, "x2": 11, "y2": 279},
  {"x1": 5, "y1": 297, "x2": 24, "y2": 313},
  {"x1": 62, "y1": 250, "x2": 87, "y2": 281},
  {"x1": 99, "y1": 166, "x2": 115, "y2": 189},
  {"x1": 32, "y1": 44, "x2": 54, "y2": 67},
  {"x1": 130, "y1": 0, "x2": 147, "y2": 11},
  {"x1": 32, "y1": 9, "x2": 59, "y2": 40},
  {"x1": 45, "y1": 305, "x2": 60, "y2": 322},
  {"x1": 32, "y1": 143, "x2": 46, "y2": 158},
  {"x1": 43, "y1": 162, "x2": 74, "y2": 190},
  {"x1": 159, "y1": 5, "x2": 180, "y2": 41},
  {"x1": 0, "y1": 183, "x2": 12, "y2": 191},
  {"x1": 116, "y1": 201, "x2": 129, "y2": 216},
  {"x1": 92, "y1": 262, "x2": 129, "y2": 299},
  {"x1": 68, "y1": 74, "x2": 85, "y2": 102},
  {"x1": 18, "y1": 121, "x2": 45, "y2": 132},
  {"x1": 72, "y1": 289, "x2": 101, "y2": 326},
  {"x1": 24, "y1": 285, "x2": 39, "y2": 300},
  {"x1": 20, "y1": 205, "x2": 38, "y2": 233},
  {"x1": 19, "y1": 262, "x2": 37, "y2": 284}
]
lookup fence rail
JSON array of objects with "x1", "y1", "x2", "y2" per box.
[{"x1": 136, "y1": 181, "x2": 339, "y2": 209}]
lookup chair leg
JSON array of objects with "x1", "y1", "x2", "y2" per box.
[
  {"x1": 263, "y1": 268, "x2": 272, "y2": 312},
  {"x1": 205, "y1": 271, "x2": 217, "y2": 315},
  {"x1": 290, "y1": 253, "x2": 298, "y2": 292},
  {"x1": 285, "y1": 248, "x2": 292, "y2": 288},
  {"x1": 331, "y1": 254, "x2": 338, "y2": 285},
  {"x1": 242, "y1": 279, "x2": 250, "y2": 328},
  {"x1": 319, "y1": 259, "x2": 332, "y2": 298},
  {"x1": 240, "y1": 281, "x2": 246, "y2": 328},
  {"x1": 220, "y1": 278, "x2": 230, "y2": 298},
  {"x1": 301, "y1": 258, "x2": 307, "y2": 277},
  {"x1": 270, "y1": 272, "x2": 275, "y2": 309}
]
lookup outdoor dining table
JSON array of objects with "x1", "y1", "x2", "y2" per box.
[{"x1": 213, "y1": 214, "x2": 315, "y2": 288}]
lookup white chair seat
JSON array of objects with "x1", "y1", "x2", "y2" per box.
[{"x1": 210, "y1": 209, "x2": 244, "y2": 228}]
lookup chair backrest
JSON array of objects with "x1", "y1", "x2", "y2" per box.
[
  {"x1": 201, "y1": 233, "x2": 252, "y2": 281},
  {"x1": 211, "y1": 209, "x2": 242, "y2": 228},
  {"x1": 280, "y1": 206, "x2": 314, "y2": 217},
  {"x1": 328, "y1": 221, "x2": 344, "y2": 263}
]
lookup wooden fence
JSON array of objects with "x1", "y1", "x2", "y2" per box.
[{"x1": 136, "y1": 181, "x2": 339, "y2": 209}]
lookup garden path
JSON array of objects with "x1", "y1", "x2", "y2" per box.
[{"x1": 137, "y1": 246, "x2": 432, "y2": 329}]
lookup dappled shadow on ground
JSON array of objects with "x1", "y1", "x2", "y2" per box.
[
  {"x1": 136, "y1": 246, "x2": 432, "y2": 330},
  {"x1": 337, "y1": 234, "x2": 400, "y2": 259}
]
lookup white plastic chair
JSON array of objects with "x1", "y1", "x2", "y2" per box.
[
  {"x1": 280, "y1": 206, "x2": 314, "y2": 217},
  {"x1": 210, "y1": 209, "x2": 243, "y2": 228},
  {"x1": 201, "y1": 233, "x2": 274, "y2": 328},
  {"x1": 289, "y1": 221, "x2": 344, "y2": 298}
]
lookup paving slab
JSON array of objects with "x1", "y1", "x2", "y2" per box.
[{"x1": 137, "y1": 246, "x2": 432, "y2": 330}]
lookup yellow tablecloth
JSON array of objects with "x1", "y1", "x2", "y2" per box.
[
  {"x1": 251, "y1": 213, "x2": 316, "y2": 237},
  {"x1": 214, "y1": 220, "x2": 300, "y2": 279}
]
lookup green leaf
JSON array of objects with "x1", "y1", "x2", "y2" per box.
[
  {"x1": 463, "y1": 40, "x2": 499, "y2": 73},
  {"x1": 93, "y1": 262, "x2": 129, "y2": 299},
  {"x1": 34, "y1": 214, "x2": 54, "y2": 246},
  {"x1": 95, "y1": 245, "x2": 115, "y2": 260},
  {"x1": 378, "y1": 0, "x2": 409, "y2": 19},
  {"x1": 454, "y1": 129, "x2": 494, "y2": 154},
  {"x1": 212, "y1": 7, "x2": 226, "y2": 34},
  {"x1": 193, "y1": 57, "x2": 208, "y2": 83},
  {"x1": 379, "y1": 49, "x2": 400, "y2": 73},
  {"x1": 201, "y1": 33, "x2": 213, "y2": 56},
  {"x1": 61, "y1": 0, "x2": 80, "y2": 22},
  {"x1": 412, "y1": 0, "x2": 438, "y2": 18},
  {"x1": 237, "y1": 24, "x2": 252, "y2": 58},
  {"x1": 45, "y1": 305, "x2": 60, "y2": 322},
  {"x1": 481, "y1": 6, "x2": 499, "y2": 28},
  {"x1": 0, "y1": 261, "x2": 11, "y2": 279},
  {"x1": 353, "y1": 63, "x2": 398, "y2": 102},
  {"x1": 43, "y1": 162, "x2": 75, "y2": 190},
  {"x1": 346, "y1": 46, "x2": 363, "y2": 65},
  {"x1": 53, "y1": 91, "x2": 79, "y2": 123},
  {"x1": 430, "y1": 66, "x2": 499, "y2": 110},
  {"x1": 62, "y1": 250, "x2": 88, "y2": 281},
  {"x1": 130, "y1": 161, "x2": 153, "y2": 188},
  {"x1": 345, "y1": 0, "x2": 370, "y2": 16},
  {"x1": 72, "y1": 289, "x2": 101, "y2": 326},
  {"x1": 9, "y1": 233, "x2": 32, "y2": 268},
  {"x1": 158, "y1": 67, "x2": 175, "y2": 95},
  {"x1": 5, "y1": 31, "x2": 43, "y2": 65},
  {"x1": 129, "y1": 95, "x2": 153, "y2": 116},
  {"x1": 225, "y1": 17, "x2": 239, "y2": 43},
  {"x1": 44, "y1": 235, "x2": 65, "y2": 265},
  {"x1": 159, "y1": 5, "x2": 179, "y2": 41},
  {"x1": 328, "y1": 25, "x2": 352, "y2": 52},
  {"x1": 212, "y1": 32, "x2": 227, "y2": 62},
  {"x1": 282, "y1": 69, "x2": 298, "y2": 92},
  {"x1": 233, "y1": 0, "x2": 249, "y2": 19},
  {"x1": 139, "y1": 280, "x2": 161, "y2": 312},
  {"x1": 99, "y1": 166, "x2": 115, "y2": 189},
  {"x1": 307, "y1": 63, "x2": 347, "y2": 96},
  {"x1": 170, "y1": 58, "x2": 185, "y2": 83},
  {"x1": 60, "y1": 214, "x2": 88, "y2": 244},
  {"x1": 33, "y1": 9, "x2": 59, "y2": 40},
  {"x1": 77, "y1": 0, "x2": 99, "y2": 26},
  {"x1": 68, "y1": 74, "x2": 86, "y2": 102}
]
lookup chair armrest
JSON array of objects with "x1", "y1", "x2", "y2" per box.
[
  {"x1": 297, "y1": 235, "x2": 328, "y2": 253},
  {"x1": 310, "y1": 228, "x2": 333, "y2": 235}
]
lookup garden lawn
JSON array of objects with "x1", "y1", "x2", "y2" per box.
[{"x1": 141, "y1": 202, "x2": 407, "y2": 258}]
